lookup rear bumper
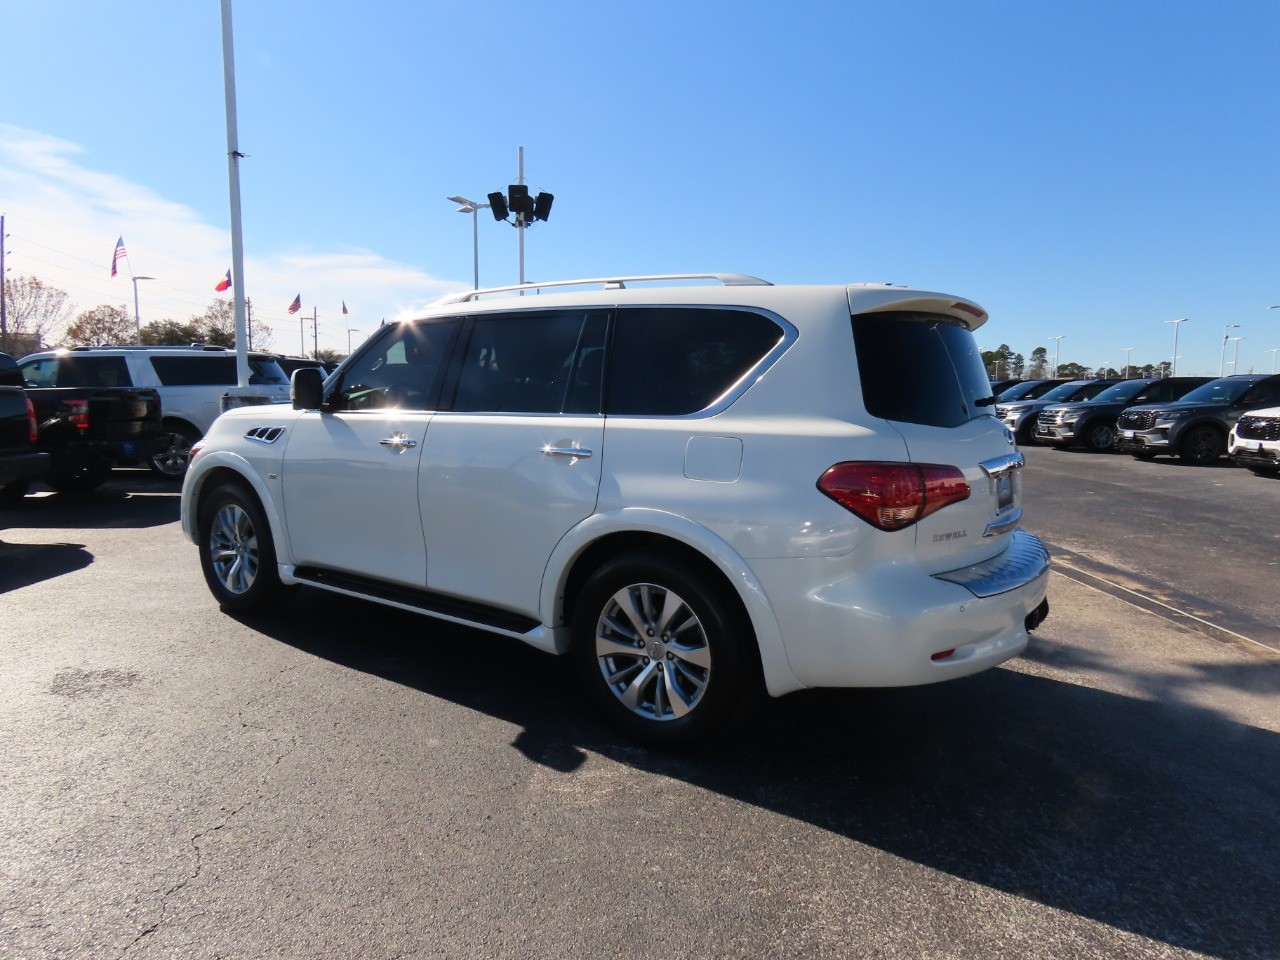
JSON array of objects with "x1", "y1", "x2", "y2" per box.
[
  {"x1": 752, "y1": 530, "x2": 1051, "y2": 691},
  {"x1": 0, "y1": 451, "x2": 51, "y2": 485},
  {"x1": 95, "y1": 434, "x2": 170, "y2": 464}
]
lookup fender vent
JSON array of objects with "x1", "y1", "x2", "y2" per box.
[{"x1": 244, "y1": 426, "x2": 285, "y2": 444}]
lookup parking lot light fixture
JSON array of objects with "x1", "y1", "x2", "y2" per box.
[
  {"x1": 1220, "y1": 323, "x2": 1241, "y2": 376},
  {"x1": 447, "y1": 195, "x2": 490, "y2": 290},
  {"x1": 1049, "y1": 335, "x2": 1064, "y2": 378},
  {"x1": 1228, "y1": 336, "x2": 1245, "y2": 374},
  {"x1": 1123, "y1": 346, "x2": 1135, "y2": 379},
  {"x1": 1164, "y1": 318, "x2": 1189, "y2": 376},
  {"x1": 1267, "y1": 347, "x2": 1280, "y2": 374}
]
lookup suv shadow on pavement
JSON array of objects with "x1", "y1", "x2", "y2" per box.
[
  {"x1": 0, "y1": 538, "x2": 93, "y2": 593},
  {"x1": 1, "y1": 469, "x2": 180, "y2": 531},
  {"x1": 241, "y1": 588, "x2": 1278, "y2": 960}
]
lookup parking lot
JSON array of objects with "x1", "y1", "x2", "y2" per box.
[{"x1": 1, "y1": 450, "x2": 1277, "y2": 960}]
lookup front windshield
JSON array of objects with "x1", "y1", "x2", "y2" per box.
[
  {"x1": 1177, "y1": 377, "x2": 1258, "y2": 404},
  {"x1": 1039, "y1": 381, "x2": 1093, "y2": 402},
  {"x1": 1086, "y1": 380, "x2": 1153, "y2": 404}
]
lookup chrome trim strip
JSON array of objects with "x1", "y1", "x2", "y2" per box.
[
  {"x1": 932, "y1": 529, "x2": 1050, "y2": 599},
  {"x1": 983, "y1": 507, "x2": 1023, "y2": 538},
  {"x1": 980, "y1": 451, "x2": 1025, "y2": 478},
  {"x1": 542, "y1": 445, "x2": 593, "y2": 459}
]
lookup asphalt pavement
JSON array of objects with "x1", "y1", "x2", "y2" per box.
[{"x1": 1, "y1": 465, "x2": 1276, "y2": 960}]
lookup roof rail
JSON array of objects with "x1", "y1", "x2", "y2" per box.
[{"x1": 436, "y1": 272, "x2": 773, "y2": 305}]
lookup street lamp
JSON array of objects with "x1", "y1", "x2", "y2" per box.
[
  {"x1": 1098, "y1": 362, "x2": 1109, "y2": 379},
  {"x1": 486, "y1": 146, "x2": 554, "y2": 292},
  {"x1": 1219, "y1": 323, "x2": 1241, "y2": 376},
  {"x1": 1228, "y1": 336, "x2": 1245, "y2": 373},
  {"x1": 1122, "y1": 346, "x2": 1135, "y2": 379},
  {"x1": 1267, "y1": 347, "x2": 1280, "y2": 374},
  {"x1": 131, "y1": 275, "x2": 155, "y2": 339},
  {"x1": 1049, "y1": 335, "x2": 1064, "y2": 378},
  {"x1": 447, "y1": 195, "x2": 490, "y2": 290},
  {"x1": 347, "y1": 327, "x2": 359, "y2": 354},
  {"x1": 1164, "y1": 318, "x2": 1189, "y2": 376}
]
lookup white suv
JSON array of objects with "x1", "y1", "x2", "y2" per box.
[
  {"x1": 19, "y1": 346, "x2": 291, "y2": 477},
  {"x1": 180, "y1": 274, "x2": 1050, "y2": 746},
  {"x1": 1229, "y1": 405, "x2": 1280, "y2": 475}
]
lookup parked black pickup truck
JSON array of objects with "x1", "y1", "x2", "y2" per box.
[
  {"x1": 0, "y1": 352, "x2": 168, "y2": 494},
  {"x1": 0, "y1": 358, "x2": 50, "y2": 502}
]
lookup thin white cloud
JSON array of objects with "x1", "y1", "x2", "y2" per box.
[{"x1": 0, "y1": 123, "x2": 462, "y2": 352}]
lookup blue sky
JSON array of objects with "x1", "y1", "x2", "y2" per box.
[{"x1": 2, "y1": 1, "x2": 1278, "y2": 372}]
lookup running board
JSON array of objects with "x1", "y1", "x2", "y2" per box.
[{"x1": 291, "y1": 565, "x2": 541, "y2": 635}]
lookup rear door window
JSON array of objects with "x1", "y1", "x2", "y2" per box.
[
  {"x1": 853, "y1": 312, "x2": 992, "y2": 428},
  {"x1": 150, "y1": 356, "x2": 237, "y2": 386},
  {"x1": 44, "y1": 355, "x2": 133, "y2": 388},
  {"x1": 606, "y1": 307, "x2": 784, "y2": 416}
]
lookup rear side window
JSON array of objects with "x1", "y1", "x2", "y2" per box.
[
  {"x1": 150, "y1": 356, "x2": 237, "y2": 386},
  {"x1": 606, "y1": 308, "x2": 784, "y2": 416},
  {"x1": 853, "y1": 312, "x2": 992, "y2": 428},
  {"x1": 35, "y1": 355, "x2": 133, "y2": 388}
]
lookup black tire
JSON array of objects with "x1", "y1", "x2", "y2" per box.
[
  {"x1": 1081, "y1": 419, "x2": 1118, "y2": 452},
  {"x1": 0, "y1": 479, "x2": 31, "y2": 505},
  {"x1": 1178, "y1": 425, "x2": 1225, "y2": 465},
  {"x1": 151, "y1": 424, "x2": 201, "y2": 480},
  {"x1": 46, "y1": 450, "x2": 110, "y2": 494},
  {"x1": 197, "y1": 482, "x2": 292, "y2": 614},
  {"x1": 571, "y1": 553, "x2": 759, "y2": 749}
]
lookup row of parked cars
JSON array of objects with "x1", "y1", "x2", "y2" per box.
[
  {"x1": 0, "y1": 345, "x2": 332, "y2": 499},
  {"x1": 990, "y1": 373, "x2": 1280, "y2": 473}
]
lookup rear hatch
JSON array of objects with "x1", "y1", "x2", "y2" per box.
[{"x1": 851, "y1": 306, "x2": 1022, "y2": 574}]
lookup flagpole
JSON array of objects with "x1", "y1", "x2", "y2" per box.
[{"x1": 220, "y1": 0, "x2": 250, "y2": 390}]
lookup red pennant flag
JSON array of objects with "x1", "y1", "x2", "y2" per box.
[
  {"x1": 215, "y1": 269, "x2": 231, "y2": 292},
  {"x1": 288, "y1": 294, "x2": 301, "y2": 314},
  {"x1": 342, "y1": 300, "x2": 348, "y2": 315}
]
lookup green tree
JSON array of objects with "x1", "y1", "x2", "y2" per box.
[
  {"x1": 1056, "y1": 362, "x2": 1087, "y2": 378},
  {"x1": 2, "y1": 274, "x2": 76, "y2": 355},
  {"x1": 63, "y1": 304, "x2": 137, "y2": 346},
  {"x1": 1028, "y1": 346, "x2": 1048, "y2": 378},
  {"x1": 193, "y1": 298, "x2": 272, "y2": 350},
  {"x1": 314, "y1": 348, "x2": 345, "y2": 364},
  {"x1": 141, "y1": 318, "x2": 205, "y2": 345}
]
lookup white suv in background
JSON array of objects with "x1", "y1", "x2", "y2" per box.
[
  {"x1": 180, "y1": 274, "x2": 1050, "y2": 747},
  {"x1": 19, "y1": 346, "x2": 291, "y2": 477},
  {"x1": 1229, "y1": 405, "x2": 1280, "y2": 476}
]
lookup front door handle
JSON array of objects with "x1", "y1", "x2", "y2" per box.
[
  {"x1": 542, "y1": 444, "x2": 592, "y2": 460},
  {"x1": 379, "y1": 434, "x2": 418, "y2": 449}
]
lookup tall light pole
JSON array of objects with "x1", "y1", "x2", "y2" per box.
[
  {"x1": 1219, "y1": 323, "x2": 1241, "y2": 376},
  {"x1": 447, "y1": 195, "x2": 490, "y2": 290},
  {"x1": 1049, "y1": 335, "x2": 1064, "y2": 378},
  {"x1": 131, "y1": 275, "x2": 154, "y2": 339},
  {"x1": 347, "y1": 328, "x2": 358, "y2": 354},
  {"x1": 1267, "y1": 347, "x2": 1280, "y2": 374},
  {"x1": 1228, "y1": 336, "x2": 1245, "y2": 373},
  {"x1": 485, "y1": 146, "x2": 554, "y2": 292},
  {"x1": 1164, "y1": 318, "x2": 1188, "y2": 376},
  {"x1": 1122, "y1": 346, "x2": 1135, "y2": 379},
  {"x1": 1098, "y1": 361, "x2": 1109, "y2": 379}
]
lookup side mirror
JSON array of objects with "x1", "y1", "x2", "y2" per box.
[{"x1": 291, "y1": 367, "x2": 325, "y2": 410}]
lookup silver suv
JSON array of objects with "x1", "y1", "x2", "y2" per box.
[
  {"x1": 19, "y1": 345, "x2": 291, "y2": 477},
  {"x1": 180, "y1": 274, "x2": 1050, "y2": 747}
]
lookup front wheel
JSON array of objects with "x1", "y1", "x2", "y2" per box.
[
  {"x1": 198, "y1": 482, "x2": 292, "y2": 613},
  {"x1": 1179, "y1": 425, "x2": 1225, "y2": 465},
  {"x1": 571, "y1": 554, "x2": 758, "y2": 749},
  {"x1": 1082, "y1": 419, "x2": 1118, "y2": 452},
  {"x1": 151, "y1": 425, "x2": 200, "y2": 479}
]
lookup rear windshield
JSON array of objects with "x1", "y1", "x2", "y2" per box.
[
  {"x1": 853, "y1": 312, "x2": 993, "y2": 428},
  {"x1": 149, "y1": 355, "x2": 288, "y2": 386},
  {"x1": 1178, "y1": 377, "x2": 1262, "y2": 404}
]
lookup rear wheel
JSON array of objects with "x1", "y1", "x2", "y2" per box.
[
  {"x1": 571, "y1": 553, "x2": 758, "y2": 749},
  {"x1": 1082, "y1": 419, "x2": 1118, "y2": 452},
  {"x1": 1179, "y1": 425, "x2": 1225, "y2": 465},
  {"x1": 151, "y1": 425, "x2": 200, "y2": 479},
  {"x1": 46, "y1": 449, "x2": 110, "y2": 494},
  {"x1": 198, "y1": 482, "x2": 292, "y2": 613}
]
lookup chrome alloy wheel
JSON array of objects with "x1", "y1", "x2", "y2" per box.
[
  {"x1": 594, "y1": 582, "x2": 712, "y2": 721},
  {"x1": 208, "y1": 503, "x2": 259, "y2": 595}
]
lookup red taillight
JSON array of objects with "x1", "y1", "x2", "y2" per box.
[
  {"x1": 25, "y1": 397, "x2": 38, "y2": 443},
  {"x1": 60, "y1": 398, "x2": 90, "y2": 431},
  {"x1": 817, "y1": 461, "x2": 970, "y2": 531}
]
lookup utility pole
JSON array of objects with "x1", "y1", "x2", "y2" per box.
[
  {"x1": 246, "y1": 297, "x2": 253, "y2": 351},
  {"x1": 0, "y1": 213, "x2": 8, "y2": 351}
]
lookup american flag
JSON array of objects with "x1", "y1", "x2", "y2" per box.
[
  {"x1": 110, "y1": 237, "x2": 127, "y2": 277},
  {"x1": 287, "y1": 294, "x2": 302, "y2": 314}
]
